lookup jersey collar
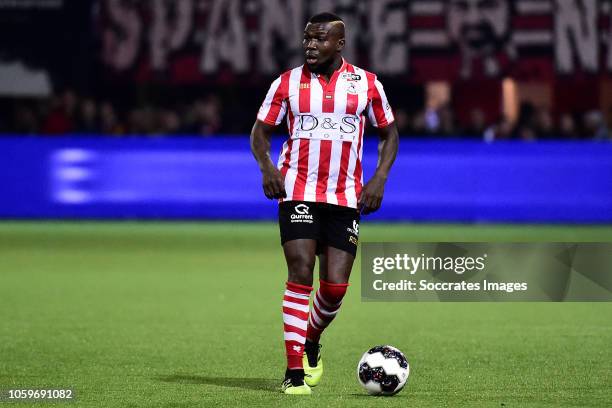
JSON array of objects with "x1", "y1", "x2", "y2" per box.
[{"x1": 312, "y1": 58, "x2": 347, "y2": 89}]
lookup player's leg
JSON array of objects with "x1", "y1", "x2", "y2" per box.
[
  {"x1": 283, "y1": 239, "x2": 317, "y2": 286},
  {"x1": 281, "y1": 240, "x2": 316, "y2": 394},
  {"x1": 303, "y1": 247, "x2": 354, "y2": 386},
  {"x1": 303, "y1": 205, "x2": 359, "y2": 386},
  {"x1": 278, "y1": 202, "x2": 320, "y2": 394},
  {"x1": 307, "y1": 205, "x2": 358, "y2": 341},
  {"x1": 319, "y1": 246, "x2": 355, "y2": 283},
  {"x1": 308, "y1": 247, "x2": 353, "y2": 340}
]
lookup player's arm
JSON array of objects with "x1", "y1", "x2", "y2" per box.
[
  {"x1": 250, "y1": 120, "x2": 287, "y2": 199},
  {"x1": 359, "y1": 122, "x2": 399, "y2": 214},
  {"x1": 251, "y1": 74, "x2": 288, "y2": 200},
  {"x1": 360, "y1": 76, "x2": 399, "y2": 214}
]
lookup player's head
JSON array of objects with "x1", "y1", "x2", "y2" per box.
[
  {"x1": 446, "y1": 0, "x2": 510, "y2": 54},
  {"x1": 303, "y1": 12, "x2": 345, "y2": 73}
]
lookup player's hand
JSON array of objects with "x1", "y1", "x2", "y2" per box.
[
  {"x1": 359, "y1": 174, "x2": 386, "y2": 214},
  {"x1": 261, "y1": 166, "x2": 287, "y2": 199}
]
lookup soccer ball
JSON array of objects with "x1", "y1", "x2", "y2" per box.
[{"x1": 357, "y1": 345, "x2": 409, "y2": 395}]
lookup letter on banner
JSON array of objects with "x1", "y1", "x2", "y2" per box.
[
  {"x1": 201, "y1": 0, "x2": 248, "y2": 73},
  {"x1": 258, "y1": 0, "x2": 305, "y2": 73},
  {"x1": 103, "y1": 0, "x2": 141, "y2": 70},
  {"x1": 150, "y1": 0, "x2": 193, "y2": 70},
  {"x1": 369, "y1": 0, "x2": 407, "y2": 74},
  {"x1": 555, "y1": 0, "x2": 598, "y2": 73},
  {"x1": 607, "y1": 4, "x2": 612, "y2": 72}
]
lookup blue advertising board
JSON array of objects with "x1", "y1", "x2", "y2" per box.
[{"x1": 0, "y1": 136, "x2": 611, "y2": 223}]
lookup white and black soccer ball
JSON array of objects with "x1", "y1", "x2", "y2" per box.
[{"x1": 357, "y1": 345, "x2": 410, "y2": 395}]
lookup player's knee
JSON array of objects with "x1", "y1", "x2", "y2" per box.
[
  {"x1": 288, "y1": 269, "x2": 313, "y2": 286},
  {"x1": 287, "y1": 254, "x2": 315, "y2": 286},
  {"x1": 319, "y1": 279, "x2": 349, "y2": 305}
]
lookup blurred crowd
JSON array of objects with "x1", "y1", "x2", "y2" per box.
[
  {"x1": 394, "y1": 104, "x2": 610, "y2": 141},
  {"x1": 3, "y1": 89, "x2": 223, "y2": 136},
  {"x1": 1, "y1": 89, "x2": 610, "y2": 141}
]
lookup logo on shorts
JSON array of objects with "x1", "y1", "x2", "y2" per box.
[
  {"x1": 349, "y1": 236, "x2": 358, "y2": 245},
  {"x1": 291, "y1": 204, "x2": 314, "y2": 223},
  {"x1": 295, "y1": 204, "x2": 309, "y2": 215},
  {"x1": 347, "y1": 220, "x2": 359, "y2": 236}
]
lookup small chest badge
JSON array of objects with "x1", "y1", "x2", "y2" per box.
[{"x1": 346, "y1": 82, "x2": 358, "y2": 95}]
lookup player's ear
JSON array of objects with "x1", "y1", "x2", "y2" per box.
[{"x1": 337, "y1": 38, "x2": 345, "y2": 52}]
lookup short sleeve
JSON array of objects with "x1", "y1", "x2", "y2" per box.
[
  {"x1": 366, "y1": 77, "x2": 394, "y2": 128},
  {"x1": 257, "y1": 75, "x2": 288, "y2": 126}
]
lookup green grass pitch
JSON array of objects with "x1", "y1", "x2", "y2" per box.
[{"x1": 1, "y1": 222, "x2": 611, "y2": 407}]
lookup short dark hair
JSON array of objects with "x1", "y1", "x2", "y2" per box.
[{"x1": 308, "y1": 12, "x2": 343, "y2": 24}]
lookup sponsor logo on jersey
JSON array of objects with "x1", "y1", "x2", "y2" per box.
[
  {"x1": 342, "y1": 72, "x2": 361, "y2": 81},
  {"x1": 291, "y1": 203, "x2": 314, "y2": 223},
  {"x1": 293, "y1": 113, "x2": 360, "y2": 142}
]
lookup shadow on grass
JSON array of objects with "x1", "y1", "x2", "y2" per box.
[
  {"x1": 348, "y1": 393, "x2": 403, "y2": 398},
  {"x1": 156, "y1": 374, "x2": 278, "y2": 393}
]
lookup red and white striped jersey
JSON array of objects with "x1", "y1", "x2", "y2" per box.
[{"x1": 257, "y1": 59, "x2": 394, "y2": 209}]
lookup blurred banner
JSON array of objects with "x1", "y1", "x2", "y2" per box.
[
  {"x1": 0, "y1": 136, "x2": 611, "y2": 222},
  {"x1": 98, "y1": 0, "x2": 612, "y2": 82}
]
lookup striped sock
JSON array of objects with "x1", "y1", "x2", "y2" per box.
[
  {"x1": 283, "y1": 281, "x2": 313, "y2": 369},
  {"x1": 306, "y1": 280, "x2": 349, "y2": 343}
]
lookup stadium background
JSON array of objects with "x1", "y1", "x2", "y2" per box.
[{"x1": 1, "y1": 1, "x2": 611, "y2": 407}]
